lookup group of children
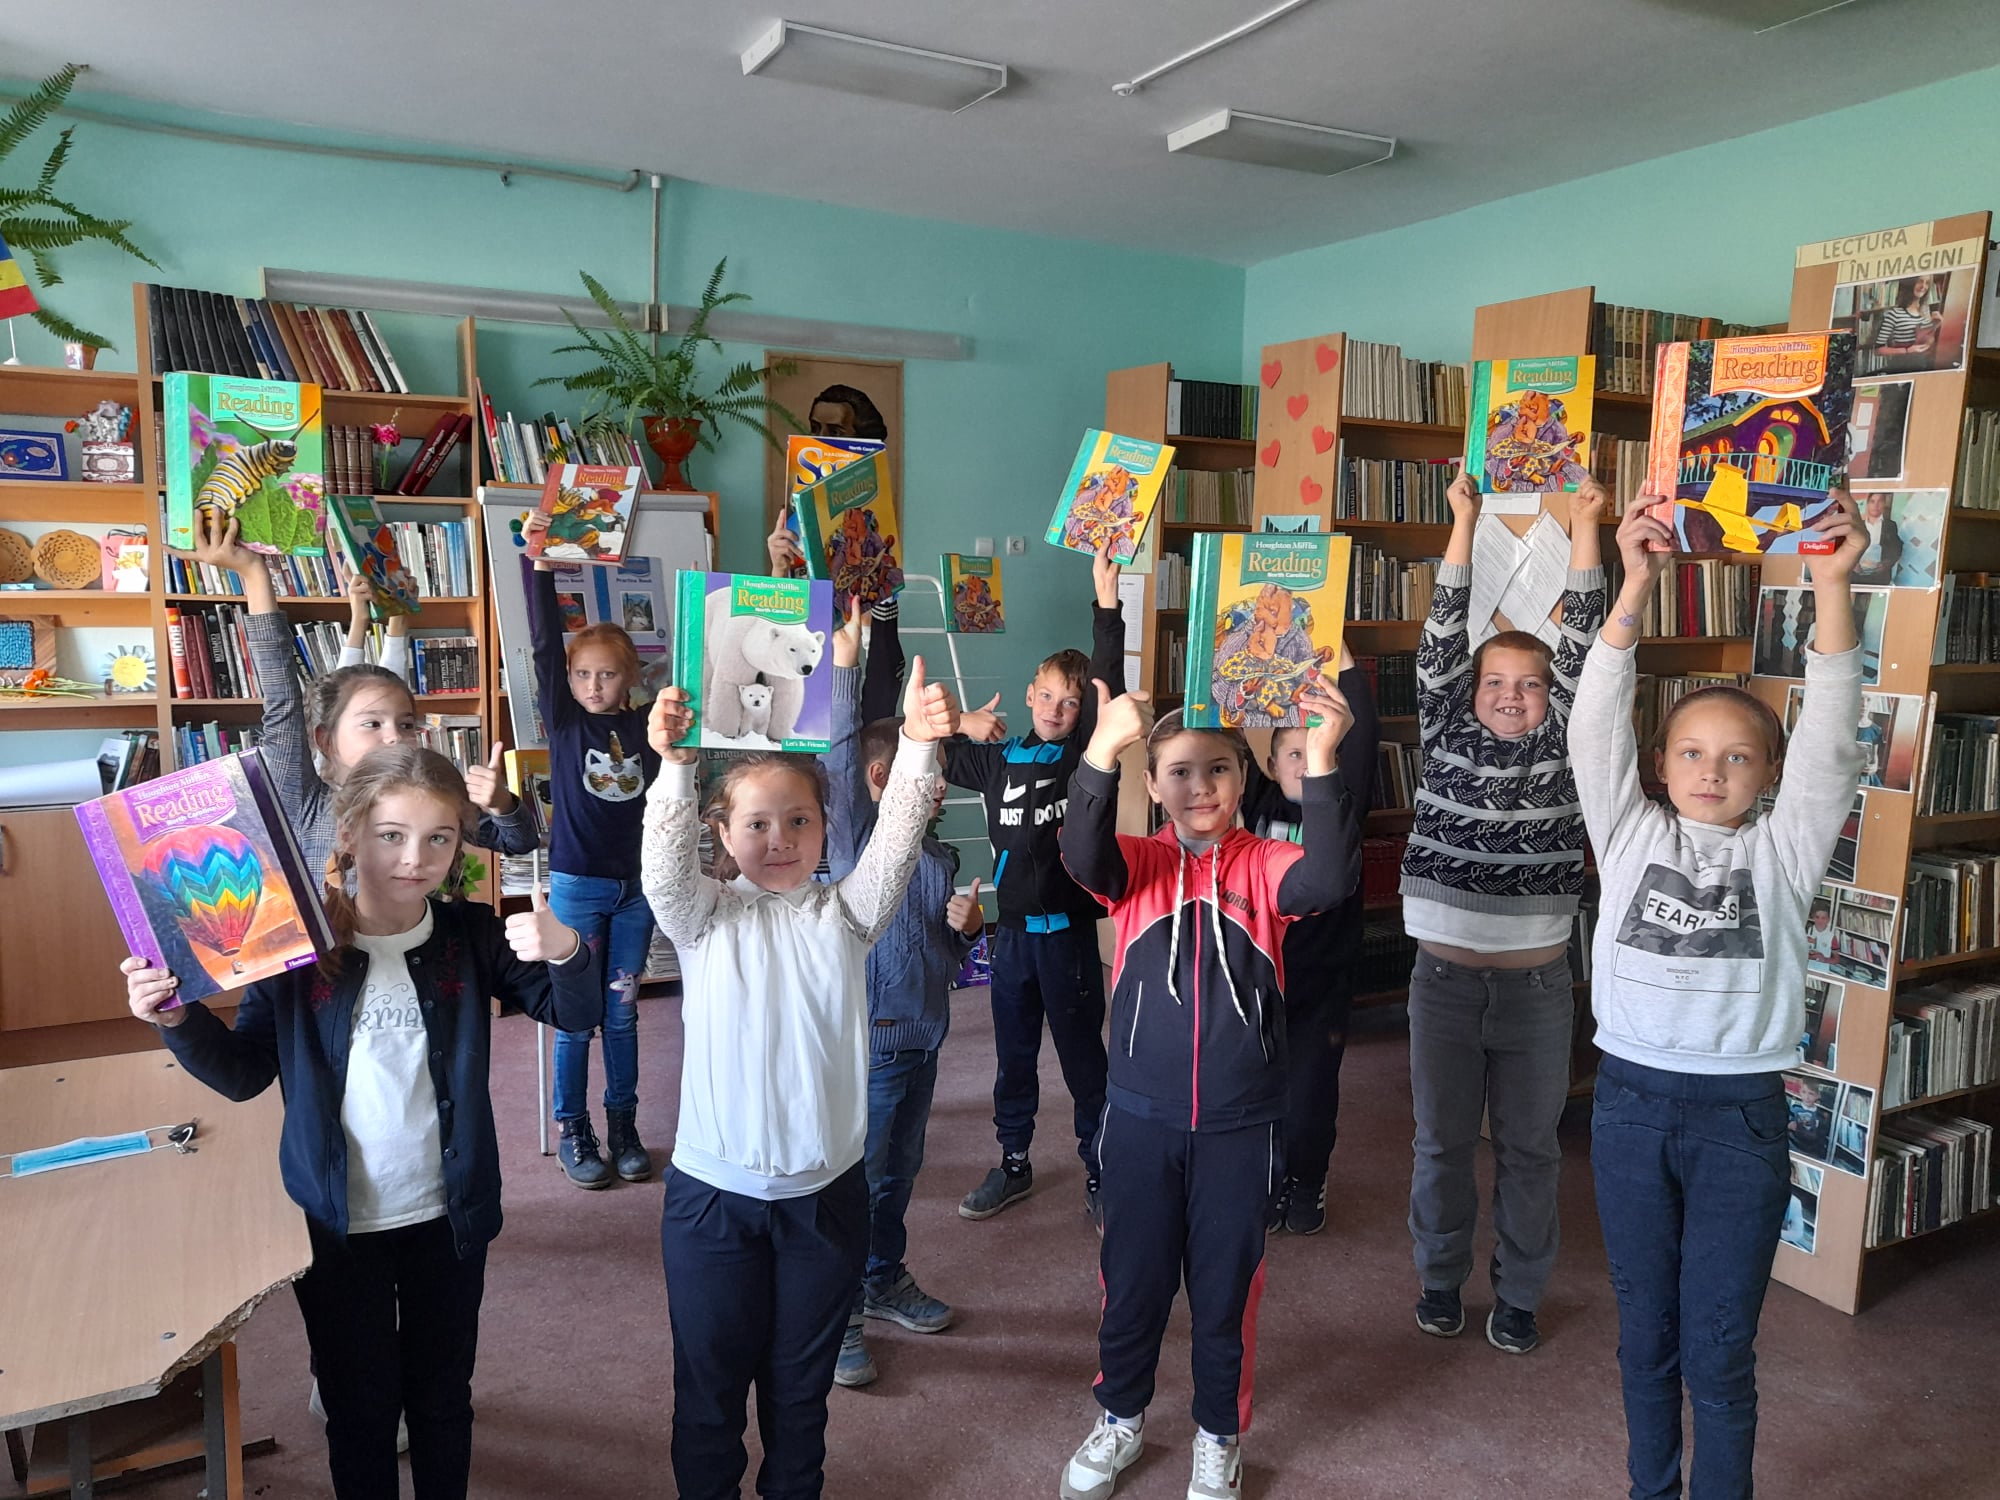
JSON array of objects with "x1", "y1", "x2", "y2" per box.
[{"x1": 116, "y1": 469, "x2": 1871, "y2": 1500}]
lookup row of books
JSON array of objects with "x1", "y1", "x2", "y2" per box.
[
  {"x1": 142, "y1": 282, "x2": 410, "y2": 393},
  {"x1": 171, "y1": 720, "x2": 263, "y2": 766},
  {"x1": 475, "y1": 386, "x2": 648, "y2": 487},
  {"x1": 1157, "y1": 466, "x2": 1253, "y2": 524},
  {"x1": 1885, "y1": 980, "x2": 2000, "y2": 1109},
  {"x1": 1340, "y1": 340, "x2": 1469, "y2": 428},
  {"x1": 1335, "y1": 455, "x2": 1453, "y2": 524},
  {"x1": 406, "y1": 637, "x2": 482, "y2": 697},
  {"x1": 1359, "y1": 836, "x2": 1406, "y2": 904},
  {"x1": 1156, "y1": 627, "x2": 1188, "y2": 697},
  {"x1": 1588, "y1": 435, "x2": 1653, "y2": 516},
  {"x1": 322, "y1": 418, "x2": 471, "y2": 499},
  {"x1": 375, "y1": 519, "x2": 476, "y2": 599},
  {"x1": 1355, "y1": 917, "x2": 1421, "y2": 995},
  {"x1": 1956, "y1": 409, "x2": 2000, "y2": 511},
  {"x1": 169, "y1": 551, "x2": 339, "y2": 599},
  {"x1": 1590, "y1": 302, "x2": 1760, "y2": 396},
  {"x1": 1938, "y1": 573, "x2": 2000, "y2": 663},
  {"x1": 1150, "y1": 551, "x2": 1189, "y2": 610},
  {"x1": 1866, "y1": 1112, "x2": 1994, "y2": 1248},
  {"x1": 1917, "y1": 714, "x2": 2000, "y2": 815},
  {"x1": 165, "y1": 602, "x2": 265, "y2": 701},
  {"x1": 1633, "y1": 560, "x2": 1761, "y2": 638},
  {"x1": 1904, "y1": 848, "x2": 2000, "y2": 961},
  {"x1": 1352, "y1": 652, "x2": 1418, "y2": 718},
  {"x1": 96, "y1": 730, "x2": 160, "y2": 793},
  {"x1": 1347, "y1": 543, "x2": 1438, "y2": 622},
  {"x1": 1374, "y1": 740, "x2": 1424, "y2": 812},
  {"x1": 1166, "y1": 378, "x2": 1259, "y2": 441},
  {"x1": 1635, "y1": 672, "x2": 1749, "y2": 748},
  {"x1": 419, "y1": 714, "x2": 486, "y2": 769}
]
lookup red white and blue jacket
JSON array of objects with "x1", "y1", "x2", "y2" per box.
[{"x1": 1061, "y1": 758, "x2": 1359, "y2": 1132}]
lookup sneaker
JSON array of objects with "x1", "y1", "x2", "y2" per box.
[
  {"x1": 833, "y1": 1316, "x2": 878, "y2": 1388},
  {"x1": 1486, "y1": 1299, "x2": 1540, "y2": 1355},
  {"x1": 1187, "y1": 1432, "x2": 1242, "y2": 1500},
  {"x1": 603, "y1": 1106, "x2": 653, "y2": 1183},
  {"x1": 959, "y1": 1159, "x2": 1033, "y2": 1220},
  {"x1": 863, "y1": 1270, "x2": 954, "y2": 1333},
  {"x1": 1085, "y1": 1175, "x2": 1103, "y2": 1232},
  {"x1": 557, "y1": 1116, "x2": 613, "y2": 1190},
  {"x1": 1284, "y1": 1180, "x2": 1327, "y2": 1236},
  {"x1": 310, "y1": 1378, "x2": 407, "y2": 1453},
  {"x1": 1415, "y1": 1286, "x2": 1465, "y2": 1338},
  {"x1": 1265, "y1": 1176, "x2": 1292, "y2": 1234},
  {"x1": 1059, "y1": 1415, "x2": 1144, "y2": 1500}
]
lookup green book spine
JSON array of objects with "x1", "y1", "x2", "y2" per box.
[
  {"x1": 1463, "y1": 360, "x2": 1492, "y2": 483},
  {"x1": 1183, "y1": 531, "x2": 1223, "y2": 728},
  {"x1": 672, "y1": 568, "x2": 709, "y2": 742},
  {"x1": 164, "y1": 373, "x2": 195, "y2": 552}
]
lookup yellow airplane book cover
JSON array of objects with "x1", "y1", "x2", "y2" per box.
[
  {"x1": 1465, "y1": 356, "x2": 1595, "y2": 494},
  {"x1": 1185, "y1": 532, "x2": 1351, "y2": 728}
]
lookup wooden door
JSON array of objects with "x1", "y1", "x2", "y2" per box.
[{"x1": 0, "y1": 807, "x2": 133, "y2": 1031}]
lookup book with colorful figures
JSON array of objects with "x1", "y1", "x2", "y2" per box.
[
  {"x1": 1045, "y1": 428, "x2": 1174, "y2": 564},
  {"x1": 1184, "y1": 531, "x2": 1352, "y2": 729},
  {"x1": 942, "y1": 553, "x2": 1005, "y2": 633},
  {"x1": 1465, "y1": 356, "x2": 1596, "y2": 494},
  {"x1": 164, "y1": 373, "x2": 327, "y2": 555},
  {"x1": 671, "y1": 571, "x2": 835, "y2": 752},
  {"x1": 1642, "y1": 332, "x2": 1856, "y2": 554},
  {"x1": 74, "y1": 747, "x2": 331, "y2": 1004},
  {"x1": 324, "y1": 494, "x2": 422, "y2": 619},
  {"x1": 783, "y1": 434, "x2": 884, "y2": 578},
  {"x1": 523, "y1": 463, "x2": 643, "y2": 565},
  {"x1": 792, "y1": 449, "x2": 905, "y2": 611}
]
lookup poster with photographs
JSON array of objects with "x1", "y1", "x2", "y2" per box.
[
  {"x1": 1800, "y1": 974, "x2": 1845, "y2": 1073},
  {"x1": 1768, "y1": 489, "x2": 1945, "y2": 590},
  {"x1": 1782, "y1": 1157, "x2": 1825, "y2": 1255},
  {"x1": 1785, "y1": 687, "x2": 1927, "y2": 791},
  {"x1": 1753, "y1": 586, "x2": 1889, "y2": 684},
  {"x1": 1807, "y1": 880, "x2": 1900, "y2": 989},
  {"x1": 1785, "y1": 1070, "x2": 1877, "y2": 1179},
  {"x1": 1831, "y1": 264, "x2": 1979, "y2": 377},
  {"x1": 1846, "y1": 380, "x2": 1913, "y2": 482}
]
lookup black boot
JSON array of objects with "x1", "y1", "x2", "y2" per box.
[
  {"x1": 604, "y1": 1107, "x2": 653, "y2": 1183},
  {"x1": 558, "y1": 1115, "x2": 613, "y2": 1189}
]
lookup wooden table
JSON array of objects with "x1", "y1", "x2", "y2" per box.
[{"x1": 0, "y1": 1049, "x2": 310, "y2": 1496}]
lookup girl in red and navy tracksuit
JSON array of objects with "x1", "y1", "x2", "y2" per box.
[{"x1": 1055, "y1": 684, "x2": 1360, "y2": 1500}]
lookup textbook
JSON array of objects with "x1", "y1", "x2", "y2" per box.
[
  {"x1": 1643, "y1": 332, "x2": 1855, "y2": 554},
  {"x1": 164, "y1": 373, "x2": 327, "y2": 555},
  {"x1": 1465, "y1": 356, "x2": 1596, "y2": 494},
  {"x1": 324, "y1": 494, "x2": 421, "y2": 619},
  {"x1": 782, "y1": 434, "x2": 883, "y2": 579},
  {"x1": 1045, "y1": 429, "x2": 1175, "y2": 565},
  {"x1": 1185, "y1": 531, "x2": 1352, "y2": 728},
  {"x1": 793, "y1": 449, "x2": 904, "y2": 611},
  {"x1": 74, "y1": 748, "x2": 331, "y2": 1004},
  {"x1": 523, "y1": 463, "x2": 643, "y2": 565},
  {"x1": 672, "y1": 571, "x2": 834, "y2": 752},
  {"x1": 503, "y1": 748, "x2": 554, "y2": 843},
  {"x1": 943, "y1": 553, "x2": 1005, "y2": 633}
]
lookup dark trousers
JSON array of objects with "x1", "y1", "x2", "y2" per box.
[
  {"x1": 1282, "y1": 977, "x2": 1353, "y2": 1189},
  {"x1": 1592, "y1": 1055, "x2": 1791, "y2": 1500},
  {"x1": 660, "y1": 1163, "x2": 867, "y2": 1500},
  {"x1": 990, "y1": 923, "x2": 1108, "y2": 1171},
  {"x1": 862, "y1": 1047, "x2": 940, "y2": 1285},
  {"x1": 1094, "y1": 1106, "x2": 1276, "y2": 1437},
  {"x1": 292, "y1": 1215, "x2": 486, "y2": 1500}
]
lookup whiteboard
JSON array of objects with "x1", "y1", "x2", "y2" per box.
[{"x1": 478, "y1": 487, "x2": 712, "y2": 749}]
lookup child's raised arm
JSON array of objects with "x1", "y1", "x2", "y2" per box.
[
  {"x1": 640, "y1": 686, "x2": 722, "y2": 946},
  {"x1": 1060, "y1": 681, "x2": 1154, "y2": 906},
  {"x1": 525, "y1": 560, "x2": 577, "y2": 733},
  {"x1": 1569, "y1": 506, "x2": 1671, "y2": 859},
  {"x1": 1418, "y1": 474, "x2": 1481, "y2": 743},
  {"x1": 1547, "y1": 477, "x2": 1612, "y2": 719},
  {"x1": 1075, "y1": 541, "x2": 1126, "y2": 742},
  {"x1": 337, "y1": 564, "x2": 411, "y2": 677},
  {"x1": 835, "y1": 657, "x2": 952, "y2": 943},
  {"x1": 1274, "y1": 684, "x2": 1363, "y2": 917},
  {"x1": 126, "y1": 954, "x2": 282, "y2": 1102},
  {"x1": 824, "y1": 600, "x2": 869, "y2": 880}
]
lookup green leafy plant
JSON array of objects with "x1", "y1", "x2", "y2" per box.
[
  {"x1": 0, "y1": 64, "x2": 160, "y2": 350},
  {"x1": 537, "y1": 258, "x2": 800, "y2": 453}
]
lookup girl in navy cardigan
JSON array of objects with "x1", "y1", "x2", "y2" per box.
[{"x1": 123, "y1": 745, "x2": 599, "y2": 1500}]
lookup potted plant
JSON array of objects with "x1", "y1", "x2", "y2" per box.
[{"x1": 538, "y1": 259, "x2": 799, "y2": 491}]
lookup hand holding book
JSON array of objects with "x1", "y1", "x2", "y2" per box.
[
  {"x1": 1301, "y1": 684, "x2": 1352, "y2": 775},
  {"x1": 1603, "y1": 506, "x2": 1674, "y2": 649},
  {"x1": 832, "y1": 597, "x2": 863, "y2": 671},
  {"x1": 649, "y1": 686, "x2": 697, "y2": 764},
  {"x1": 122, "y1": 955, "x2": 187, "y2": 1024}
]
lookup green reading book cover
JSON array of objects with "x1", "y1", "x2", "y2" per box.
[
  {"x1": 943, "y1": 553, "x2": 1005, "y2": 633},
  {"x1": 793, "y1": 450, "x2": 904, "y2": 611},
  {"x1": 1044, "y1": 429, "x2": 1174, "y2": 564},
  {"x1": 164, "y1": 374, "x2": 326, "y2": 555},
  {"x1": 1465, "y1": 356, "x2": 1595, "y2": 494},
  {"x1": 1185, "y1": 532, "x2": 1351, "y2": 728},
  {"x1": 672, "y1": 571, "x2": 833, "y2": 752}
]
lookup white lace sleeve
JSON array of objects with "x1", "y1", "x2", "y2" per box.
[
  {"x1": 641, "y1": 761, "x2": 721, "y2": 947},
  {"x1": 834, "y1": 734, "x2": 940, "y2": 945}
]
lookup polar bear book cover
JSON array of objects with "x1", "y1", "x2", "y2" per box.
[
  {"x1": 672, "y1": 571, "x2": 834, "y2": 752},
  {"x1": 1184, "y1": 531, "x2": 1351, "y2": 731}
]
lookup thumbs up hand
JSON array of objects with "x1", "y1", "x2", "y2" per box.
[
  {"x1": 901, "y1": 656, "x2": 959, "y2": 744},
  {"x1": 465, "y1": 741, "x2": 517, "y2": 816},
  {"x1": 947, "y1": 876, "x2": 985, "y2": 936},
  {"x1": 958, "y1": 692, "x2": 1008, "y2": 744},
  {"x1": 1084, "y1": 681, "x2": 1152, "y2": 770},
  {"x1": 506, "y1": 881, "x2": 581, "y2": 965}
]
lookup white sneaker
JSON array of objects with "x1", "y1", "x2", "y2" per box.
[
  {"x1": 1059, "y1": 1414, "x2": 1144, "y2": 1499},
  {"x1": 1187, "y1": 1432, "x2": 1242, "y2": 1500},
  {"x1": 309, "y1": 1377, "x2": 409, "y2": 1454}
]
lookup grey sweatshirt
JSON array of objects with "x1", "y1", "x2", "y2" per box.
[{"x1": 1569, "y1": 636, "x2": 1863, "y2": 1075}]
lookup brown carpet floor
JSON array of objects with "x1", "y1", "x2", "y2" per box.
[{"x1": 91, "y1": 988, "x2": 2000, "y2": 1500}]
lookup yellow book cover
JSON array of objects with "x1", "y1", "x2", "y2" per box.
[
  {"x1": 1185, "y1": 532, "x2": 1352, "y2": 728},
  {"x1": 942, "y1": 553, "x2": 1005, "y2": 633},
  {"x1": 1044, "y1": 428, "x2": 1174, "y2": 564},
  {"x1": 793, "y1": 449, "x2": 904, "y2": 611}
]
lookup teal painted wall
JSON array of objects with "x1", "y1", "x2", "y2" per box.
[{"x1": 1245, "y1": 63, "x2": 2000, "y2": 368}]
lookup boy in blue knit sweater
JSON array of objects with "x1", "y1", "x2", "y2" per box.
[{"x1": 824, "y1": 599, "x2": 984, "y2": 1388}]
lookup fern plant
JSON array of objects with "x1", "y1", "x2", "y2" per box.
[
  {"x1": 538, "y1": 258, "x2": 800, "y2": 454},
  {"x1": 1, "y1": 64, "x2": 159, "y2": 350}
]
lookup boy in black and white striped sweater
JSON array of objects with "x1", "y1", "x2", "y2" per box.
[{"x1": 1398, "y1": 470, "x2": 1607, "y2": 1357}]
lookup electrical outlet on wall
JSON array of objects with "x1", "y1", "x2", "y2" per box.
[
  {"x1": 1005, "y1": 536, "x2": 1026, "y2": 555},
  {"x1": 973, "y1": 537, "x2": 994, "y2": 557}
]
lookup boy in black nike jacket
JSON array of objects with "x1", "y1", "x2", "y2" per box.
[{"x1": 949, "y1": 543, "x2": 1124, "y2": 1222}]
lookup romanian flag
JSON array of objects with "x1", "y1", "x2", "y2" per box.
[{"x1": 0, "y1": 231, "x2": 40, "y2": 321}]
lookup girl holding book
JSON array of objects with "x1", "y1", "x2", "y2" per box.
[
  {"x1": 641, "y1": 659, "x2": 956, "y2": 1500},
  {"x1": 122, "y1": 745, "x2": 601, "y2": 1500}
]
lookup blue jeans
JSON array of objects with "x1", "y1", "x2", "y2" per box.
[
  {"x1": 861, "y1": 1047, "x2": 940, "y2": 1287},
  {"x1": 548, "y1": 872, "x2": 653, "y2": 1120},
  {"x1": 1592, "y1": 1055, "x2": 1791, "y2": 1500}
]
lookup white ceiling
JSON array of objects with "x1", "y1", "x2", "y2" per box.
[{"x1": 7, "y1": 0, "x2": 2000, "y2": 266}]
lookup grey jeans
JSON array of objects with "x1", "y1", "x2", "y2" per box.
[{"x1": 1407, "y1": 952, "x2": 1574, "y2": 1311}]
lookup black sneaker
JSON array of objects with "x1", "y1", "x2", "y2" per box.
[
  {"x1": 1486, "y1": 1299, "x2": 1540, "y2": 1355},
  {"x1": 603, "y1": 1107, "x2": 653, "y2": 1182},
  {"x1": 1265, "y1": 1176, "x2": 1294, "y2": 1234},
  {"x1": 1415, "y1": 1286, "x2": 1465, "y2": 1338},
  {"x1": 558, "y1": 1116, "x2": 613, "y2": 1190},
  {"x1": 1085, "y1": 1175, "x2": 1103, "y2": 1232},
  {"x1": 959, "y1": 1159, "x2": 1033, "y2": 1220},
  {"x1": 1284, "y1": 1180, "x2": 1328, "y2": 1236}
]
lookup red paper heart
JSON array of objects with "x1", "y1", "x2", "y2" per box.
[
  {"x1": 1315, "y1": 343, "x2": 1339, "y2": 372},
  {"x1": 1300, "y1": 475, "x2": 1324, "y2": 506},
  {"x1": 1260, "y1": 439, "x2": 1281, "y2": 468},
  {"x1": 1285, "y1": 393, "x2": 1309, "y2": 421},
  {"x1": 1260, "y1": 359, "x2": 1283, "y2": 389},
  {"x1": 1311, "y1": 424, "x2": 1335, "y2": 454}
]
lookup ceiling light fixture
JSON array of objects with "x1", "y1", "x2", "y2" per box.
[
  {"x1": 740, "y1": 21, "x2": 1008, "y2": 113},
  {"x1": 1166, "y1": 109, "x2": 1395, "y2": 177},
  {"x1": 1113, "y1": 0, "x2": 1319, "y2": 96}
]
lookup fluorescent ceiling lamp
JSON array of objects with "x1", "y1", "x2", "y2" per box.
[
  {"x1": 1167, "y1": 109, "x2": 1395, "y2": 177},
  {"x1": 741, "y1": 21, "x2": 1008, "y2": 113}
]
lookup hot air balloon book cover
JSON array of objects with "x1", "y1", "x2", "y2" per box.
[
  {"x1": 1642, "y1": 333, "x2": 1855, "y2": 556},
  {"x1": 76, "y1": 748, "x2": 332, "y2": 1002}
]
